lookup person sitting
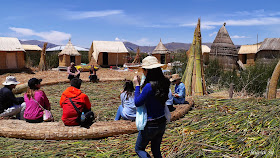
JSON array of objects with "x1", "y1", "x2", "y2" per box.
[
  {"x1": 114, "y1": 80, "x2": 136, "y2": 121},
  {"x1": 24, "y1": 78, "x2": 51, "y2": 123},
  {"x1": 67, "y1": 62, "x2": 80, "y2": 81},
  {"x1": 60, "y1": 78, "x2": 92, "y2": 126},
  {"x1": 0, "y1": 76, "x2": 25, "y2": 120},
  {"x1": 89, "y1": 65, "x2": 99, "y2": 83},
  {"x1": 170, "y1": 74, "x2": 186, "y2": 105}
]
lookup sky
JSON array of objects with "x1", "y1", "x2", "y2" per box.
[{"x1": 1, "y1": 0, "x2": 280, "y2": 48}]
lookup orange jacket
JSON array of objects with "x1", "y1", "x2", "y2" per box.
[{"x1": 60, "y1": 86, "x2": 91, "y2": 126}]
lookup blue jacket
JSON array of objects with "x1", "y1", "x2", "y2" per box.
[
  {"x1": 135, "y1": 83, "x2": 165, "y2": 119},
  {"x1": 174, "y1": 82, "x2": 186, "y2": 104}
]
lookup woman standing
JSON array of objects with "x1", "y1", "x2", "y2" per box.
[
  {"x1": 24, "y1": 78, "x2": 51, "y2": 123},
  {"x1": 133, "y1": 56, "x2": 170, "y2": 158},
  {"x1": 114, "y1": 80, "x2": 136, "y2": 121}
]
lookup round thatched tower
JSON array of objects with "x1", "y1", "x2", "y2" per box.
[
  {"x1": 210, "y1": 23, "x2": 237, "y2": 69},
  {"x1": 152, "y1": 39, "x2": 170, "y2": 64}
]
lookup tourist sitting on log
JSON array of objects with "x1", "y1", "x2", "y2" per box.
[
  {"x1": 170, "y1": 74, "x2": 186, "y2": 105},
  {"x1": 114, "y1": 80, "x2": 136, "y2": 121},
  {"x1": 0, "y1": 76, "x2": 26, "y2": 120},
  {"x1": 89, "y1": 65, "x2": 99, "y2": 83},
  {"x1": 60, "y1": 78, "x2": 94, "y2": 128},
  {"x1": 24, "y1": 78, "x2": 51, "y2": 123},
  {"x1": 67, "y1": 62, "x2": 80, "y2": 81}
]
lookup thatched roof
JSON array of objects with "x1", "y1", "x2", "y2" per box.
[
  {"x1": 152, "y1": 39, "x2": 169, "y2": 54},
  {"x1": 22, "y1": 44, "x2": 42, "y2": 51},
  {"x1": 90, "y1": 41, "x2": 128, "y2": 62},
  {"x1": 58, "y1": 40, "x2": 81, "y2": 56},
  {"x1": 202, "y1": 45, "x2": 210, "y2": 54},
  {"x1": 210, "y1": 23, "x2": 237, "y2": 56},
  {"x1": 258, "y1": 38, "x2": 280, "y2": 51},
  {"x1": 0, "y1": 37, "x2": 24, "y2": 51},
  {"x1": 238, "y1": 44, "x2": 261, "y2": 54}
]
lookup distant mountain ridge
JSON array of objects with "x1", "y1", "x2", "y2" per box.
[
  {"x1": 19, "y1": 40, "x2": 58, "y2": 49},
  {"x1": 124, "y1": 41, "x2": 213, "y2": 53},
  {"x1": 19, "y1": 40, "x2": 213, "y2": 53}
]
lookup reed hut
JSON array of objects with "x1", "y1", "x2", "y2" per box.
[
  {"x1": 58, "y1": 39, "x2": 81, "y2": 67},
  {"x1": 88, "y1": 41, "x2": 129, "y2": 67},
  {"x1": 202, "y1": 45, "x2": 211, "y2": 64},
  {"x1": 210, "y1": 23, "x2": 237, "y2": 69},
  {"x1": 238, "y1": 44, "x2": 261, "y2": 66},
  {"x1": 152, "y1": 39, "x2": 170, "y2": 64},
  {"x1": 0, "y1": 37, "x2": 25, "y2": 69},
  {"x1": 22, "y1": 44, "x2": 42, "y2": 67},
  {"x1": 256, "y1": 38, "x2": 280, "y2": 63}
]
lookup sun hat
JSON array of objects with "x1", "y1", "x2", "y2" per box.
[
  {"x1": 28, "y1": 78, "x2": 42, "y2": 89},
  {"x1": 2, "y1": 76, "x2": 20, "y2": 85},
  {"x1": 141, "y1": 56, "x2": 165, "y2": 69},
  {"x1": 170, "y1": 74, "x2": 181, "y2": 82}
]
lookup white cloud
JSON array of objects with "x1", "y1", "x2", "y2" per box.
[
  {"x1": 115, "y1": 37, "x2": 120, "y2": 41},
  {"x1": 209, "y1": 31, "x2": 217, "y2": 37},
  {"x1": 115, "y1": 37, "x2": 126, "y2": 42},
  {"x1": 133, "y1": 38, "x2": 153, "y2": 46},
  {"x1": 231, "y1": 35, "x2": 250, "y2": 39},
  {"x1": 65, "y1": 10, "x2": 123, "y2": 19},
  {"x1": 9, "y1": 27, "x2": 71, "y2": 44}
]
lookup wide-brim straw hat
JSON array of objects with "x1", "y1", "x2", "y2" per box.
[
  {"x1": 2, "y1": 76, "x2": 20, "y2": 85},
  {"x1": 170, "y1": 74, "x2": 181, "y2": 82},
  {"x1": 141, "y1": 56, "x2": 165, "y2": 69}
]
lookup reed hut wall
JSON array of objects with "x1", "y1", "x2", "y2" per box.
[
  {"x1": 203, "y1": 52, "x2": 209, "y2": 64},
  {"x1": 238, "y1": 54, "x2": 255, "y2": 65},
  {"x1": 152, "y1": 53, "x2": 170, "y2": 64},
  {"x1": 59, "y1": 55, "x2": 81, "y2": 67},
  {"x1": 256, "y1": 50, "x2": 280, "y2": 63},
  {"x1": 0, "y1": 51, "x2": 25, "y2": 69},
  {"x1": 97, "y1": 52, "x2": 128, "y2": 66},
  {"x1": 209, "y1": 55, "x2": 238, "y2": 70}
]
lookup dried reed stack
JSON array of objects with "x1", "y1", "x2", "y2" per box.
[
  {"x1": 267, "y1": 59, "x2": 280, "y2": 99},
  {"x1": 38, "y1": 42, "x2": 48, "y2": 71},
  {"x1": 132, "y1": 47, "x2": 140, "y2": 64},
  {"x1": 182, "y1": 19, "x2": 206, "y2": 96}
]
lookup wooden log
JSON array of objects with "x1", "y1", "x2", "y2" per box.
[
  {"x1": 267, "y1": 59, "x2": 280, "y2": 99},
  {"x1": 0, "y1": 99, "x2": 194, "y2": 140}
]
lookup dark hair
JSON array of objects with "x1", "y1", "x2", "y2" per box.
[
  {"x1": 142, "y1": 67, "x2": 170, "y2": 106},
  {"x1": 71, "y1": 78, "x2": 82, "y2": 89},
  {"x1": 123, "y1": 80, "x2": 134, "y2": 100}
]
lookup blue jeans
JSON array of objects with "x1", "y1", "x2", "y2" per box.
[
  {"x1": 135, "y1": 119, "x2": 166, "y2": 158},
  {"x1": 115, "y1": 105, "x2": 124, "y2": 120}
]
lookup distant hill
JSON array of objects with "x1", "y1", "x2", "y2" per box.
[
  {"x1": 19, "y1": 40, "x2": 58, "y2": 49},
  {"x1": 124, "y1": 42, "x2": 213, "y2": 53}
]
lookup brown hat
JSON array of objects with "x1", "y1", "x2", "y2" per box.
[{"x1": 170, "y1": 74, "x2": 181, "y2": 82}]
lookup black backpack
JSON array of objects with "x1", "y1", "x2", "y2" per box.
[{"x1": 69, "y1": 98, "x2": 94, "y2": 128}]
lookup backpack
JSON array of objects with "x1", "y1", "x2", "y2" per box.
[{"x1": 69, "y1": 98, "x2": 94, "y2": 128}]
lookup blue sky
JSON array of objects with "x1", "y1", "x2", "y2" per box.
[{"x1": 1, "y1": 0, "x2": 280, "y2": 48}]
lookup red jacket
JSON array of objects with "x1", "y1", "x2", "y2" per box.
[{"x1": 60, "y1": 86, "x2": 91, "y2": 126}]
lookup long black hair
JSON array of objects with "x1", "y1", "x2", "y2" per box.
[
  {"x1": 123, "y1": 80, "x2": 135, "y2": 100},
  {"x1": 141, "y1": 67, "x2": 170, "y2": 106}
]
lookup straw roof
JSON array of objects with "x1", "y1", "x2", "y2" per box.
[
  {"x1": 90, "y1": 41, "x2": 128, "y2": 62},
  {"x1": 0, "y1": 37, "x2": 24, "y2": 51},
  {"x1": 152, "y1": 39, "x2": 169, "y2": 54},
  {"x1": 58, "y1": 39, "x2": 81, "y2": 56},
  {"x1": 202, "y1": 45, "x2": 211, "y2": 54},
  {"x1": 210, "y1": 23, "x2": 237, "y2": 56},
  {"x1": 258, "y1": 38, "x2": 280, "y2": 51},
  {"x1": 238, "y1": 44, "x2": 261, "y2": 54},
  {"x1": 22, "y1": 44, "x2": 42, "y2": 51},
  {"x1": 47, "y1": 45, "x2": 88, "y2": 52}
]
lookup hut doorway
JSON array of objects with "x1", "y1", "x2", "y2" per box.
[
  {"x1": 70, "y1": 56, "x2": 75, "y2": 63},
  {"x1": 103, "y1": 52, "x2": 108, "y2": 65},
  {"x1": 160, "y1": 54, "x2": 165, "y2": 64},
  {"x1": 6, "y1": 53, "x2": 17, "y2": 69}
]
